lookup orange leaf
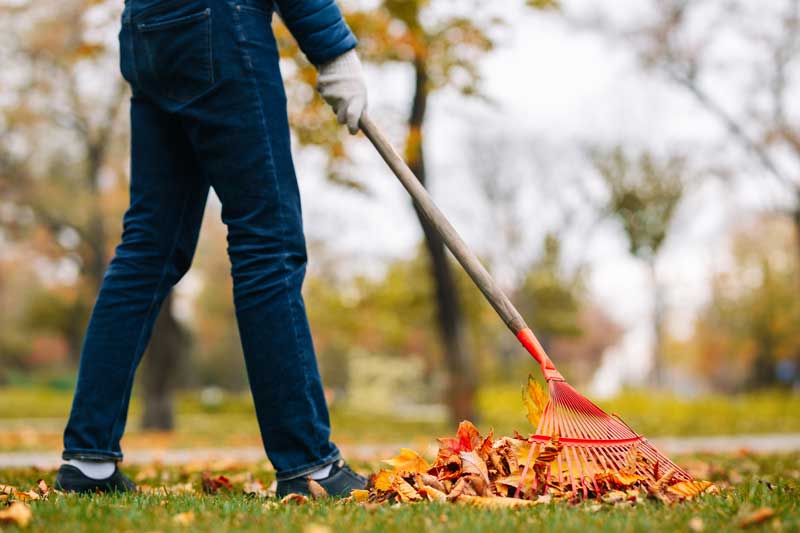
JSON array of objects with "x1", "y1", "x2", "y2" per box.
[
  {"x1": 666, "y1": 480, "x2": 715, "y2": 500},
  {"x1": 384, "y1": 448, "x2": 429, "y2": 474},
  {"x1": 0, "y1": 502, "x2": 32, "y2": 528},
  {"x1": 738, "y1": 507, "x2": 775, "y2": 528}
]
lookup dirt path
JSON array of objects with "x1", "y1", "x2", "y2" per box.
[{"x1": 1, "y1": 434, "x2": 799, "y2": 469}]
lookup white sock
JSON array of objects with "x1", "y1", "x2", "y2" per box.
[
  {"x1": 65, "y1": 459, "x2": 116, "y2": 480},
  {"x1": 307, "y1": 463, "x2": 333, "y2": 480}
]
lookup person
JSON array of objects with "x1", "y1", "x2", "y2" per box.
[{"x1": 54, "y1": 0, "x2": 368, "y2": 497}]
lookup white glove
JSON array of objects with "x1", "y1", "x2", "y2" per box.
[{"x1": 316, "y1": 49, "x2": 367, "y2": 135}]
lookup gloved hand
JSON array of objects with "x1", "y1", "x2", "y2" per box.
[{"x1": 316, "y1": 49, "x2": 367, "y2": 135}]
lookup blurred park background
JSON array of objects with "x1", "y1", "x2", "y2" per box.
[{"x1": 0, "y1": 0, "x2": 799, "y2": 463}]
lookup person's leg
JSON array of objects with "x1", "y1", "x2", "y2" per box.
[
  {"x1": 175, "y1": 0, "x2": 339, "y2": 480},
  {"x1": 62, "y1": 95, "x2": 209, "y2": 462}
]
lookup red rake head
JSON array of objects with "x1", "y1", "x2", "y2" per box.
[{"x1": 515, "y1": 328, "x2": 692, "y2": 499}]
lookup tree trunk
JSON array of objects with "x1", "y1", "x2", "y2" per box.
[
  {"x1": 139, "y1": 293, "x2": 186, "y2": 430},
  {"x1": 793, "y1": 194, "x2": 800, "y2": 287},
  {"x1": 407, "y1": 57, "x2": 477, "y2": 422},
  {"x1": 648, "y1": 259, "x2": 665, "y2": 387}
]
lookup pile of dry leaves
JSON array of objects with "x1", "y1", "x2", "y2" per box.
[
  {"x1": 345, "y1": 377, "x2": 716, "y2": 508},
  {"x1": 349, "y1": 421, "x2": 715, "y2": 508}
]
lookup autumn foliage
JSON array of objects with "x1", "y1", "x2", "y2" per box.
[{"x1": 347, "y1": 379, "x2": 716, "y2": 507}]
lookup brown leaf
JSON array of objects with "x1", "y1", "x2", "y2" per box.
[
  {"x1": 307, "y1": 478, "x2": 328, "y2": 499},
  {"x1": 418, "y1": 474, "x2": 445, "y2": 493},
  {"x1": 522, "y1": 374, "x2": 547, "y2": 428},
  {"x1": 280, "y1": 493, "x2": 309, "y2": 505},
  {"x1": 459, "y1": 451, "x2": 489, "y2": 483},
  {"x1": 738, "y1": 507, "x2": 775, "y2": 528},
  {"x1": 418, "y1": 484, "x2": 447, "y2": 502},
  {"x1": 36, "y1": 479, "x2": 50, "y2": 499},
  {"x1": 384, "y1": 448, "x2": 429, "y2": 474},
  {"x1": 446, "y1": 476, "x2": 478, "y2": 501},
  {"x1": 391, "y1": 476, "x2": 421, "y2": 502},
  {"x1": 0, "y1": 502, "x2": 32, "y2": 528}
]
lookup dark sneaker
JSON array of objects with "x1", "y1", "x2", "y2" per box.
[
  {"x1": 55, "y1": 464, "x2": 137, "y2": 494},
  {"x1": 276, "y1": 459, "x2": 366, "y2": 498}
]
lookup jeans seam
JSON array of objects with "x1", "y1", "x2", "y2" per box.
[{"x1": 105, "y1": 192, "x2": 192, "y2": 453}]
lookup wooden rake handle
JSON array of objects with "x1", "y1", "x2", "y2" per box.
[{"x1": 359, "y1": 113, "x2": 563, "y2": 381}]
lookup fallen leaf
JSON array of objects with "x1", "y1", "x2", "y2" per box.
[
  {"x1": 372, "y1": 470, "x2": 395, "y2": 492},
  {"x1": 384, "y1": 448, "x2": 429, "y2": 474},
  {"x1": 172, "y1": 511, "x2": 195, "y2": 526},
  {"x1": 666, "y1": 481, "x2": 714, "y2": 500},
  {"x1": 280, "y1": 493, "x2": 309, "y2": 505},
  {"x1": 418, "y1": 484, "x2": 447, "y2": 502},
  {"x1": 201, "y1": 472, "x2": 233, "y2": 494},
  {"x1": 0, "y1": 502, "x2": 32, "y2": 528},
  {"x1": 351, "y1": 489, "x2": 370, "y2": 503},
  {"x1": 459, "y1": 451, "x2": 489, "y2": 483},
  {"x1": 601, "y1": 490, "x2": 627, "y2": 504},
  {"x1": 307, "y1": 479, "x2": 328, "y2": 499},
  {"x1": 303, "y1": 524, "x2": 331, "y2": 533},
  {"x1": 456, "y1": 495, "x2": 536, "y2": 508},
  {"x1": 738, "y1": 507, "x2": 775, "y2": 528},
  {"x1": 243, "y1": 480, "x2": 268, "y2": 498},
  {"x1": 688, "y1": 516, "x2": 705, "y2": 532},
  {"x1": 522, "y1": 374, "x2": 547, "y2": 428},
  {"x1": 392, "y1": 476, "x2": 421, "y2": 502}
]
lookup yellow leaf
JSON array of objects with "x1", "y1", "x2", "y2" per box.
[
  {"x1": 666, "y1": 480, "x2": 715, "y2": 500},
  {"x1": 456, "y1": 495, "x2": 536, "y2": 508},
  {"x1": 384, "y1": 448, "x2": 429, "y2": 474},
  {"x1": 351, "y1": 489, "x2": 370, "y2": 503},
  {"x1": 172, "y1": 511, "x2": 195, "y2": 526},
  {"x1": 0, "y1": 502, "x2": 32, "y2": 528},
  {"x1": 373, "y1": 470, "x2": 395, "y2": 492},
  {"x1": 522, "y1": 374, "x2": 546, "y2": 428}
]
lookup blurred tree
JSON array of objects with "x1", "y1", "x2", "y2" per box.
[
  {"x1": 590, "y1": 0, "x2": 800, "y2": 277},
  {"x1": 593, "y1": 148, "x2": 685, "y2": 386},
  {"x1": 0, "y1": 0, "x2": 184, "y2": 430},
  {"x1": 691, "y1": 216, "x2": 800, "y2": 390},
  {"x1": 275, "y1": 0, "x2": 558, "y2": 422}
]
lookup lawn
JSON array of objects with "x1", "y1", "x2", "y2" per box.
[{"x1": 0, "y1": 453, "x2": 797, "y2": 531}]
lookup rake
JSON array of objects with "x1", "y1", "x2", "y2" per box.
[{"x1": 359, "y1": 114, "x2": 692, "y2": 499}]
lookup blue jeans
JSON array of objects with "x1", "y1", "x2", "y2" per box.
[{"x1": 62, "y1": 0, "x2": 340, "y2": 480}]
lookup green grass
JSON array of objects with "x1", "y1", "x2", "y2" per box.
[{"x1": 0, "y1": 453, "x2": 798, "y2": 532}]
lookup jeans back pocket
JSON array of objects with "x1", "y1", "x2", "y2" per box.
[{"x1": 137, "y1": 5, "x2": 214, "y2": 102}]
